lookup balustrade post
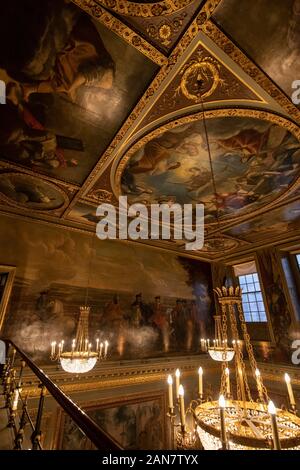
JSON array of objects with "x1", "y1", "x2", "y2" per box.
[
  {"x1": 31, "y1": 385, "x2": 46, "y2": 450},
  {"x1": 14, "y1": 396, "x2": 28, "y2": 450}
]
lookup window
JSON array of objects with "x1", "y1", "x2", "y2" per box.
[
  {"x1": 238, "y1": 273, "x2": 267, "y2": 323},
  {"x1": 296, "y1": 253, "x2": 300, "y2": 270}
]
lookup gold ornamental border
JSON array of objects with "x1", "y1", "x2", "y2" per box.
[
  {"x1": 113, "y1": 107, "x2": 300, "y2": 227},
  {"x1": 0, "y1": 172, "x2": 70, "y2": 215},
  {"x1": 97, "y1": 0, "x2": 193, "y2": 17}
]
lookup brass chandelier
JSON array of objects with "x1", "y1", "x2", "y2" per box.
[{"x1": 166, "y1": 286, "x2": 300, "y2": 450}]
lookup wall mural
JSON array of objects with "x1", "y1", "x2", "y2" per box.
[
  {"x1": 0, "y1": 215, "x2": 213, "y2": 363},
  {"x1": 59, "y1": 395, "x2": 166, "y2": 450},
  {"x1": 0, "y1": 0, "x2": 157, "y2": 185},
  {"x1": 121, "y1": 116, "x2": 300, "y2": 224},
  {"x1": 213, "y1": 0, "x2": 300, "y2": 105}
]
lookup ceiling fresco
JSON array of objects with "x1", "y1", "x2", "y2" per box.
[
  {"x1": 118, "y1": 115, "x2": 300, "y2": 224},
  {"x1": 0, "y1": 0, "x2": 299, "y2": 261},
  {"x1": 213, "y1": 0, "x2": 300, "y2": 107},
  {"x1": 0, "y1": 0, "x2": 157, "y2": 185},
  {"x1": 224, "y1": 199, "x2": 300, "y2": 244}
]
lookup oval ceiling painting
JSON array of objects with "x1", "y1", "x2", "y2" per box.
[
  {"x1": 0, "y1": 173, "x2": 66, "y2": 211},
  {"x1": 120, "y1": 116, "x2": 300, "y2": 224}
]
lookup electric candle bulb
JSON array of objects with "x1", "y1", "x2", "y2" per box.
[
  {"x1": 219, "y1": 394, "x2": 226, "y2": 408},
  {"x1": 285, "y1": 373, "x2": 296, "y2": 407},
  {"x1": 268, "y1": 401, "x2": 281, "y2": 450},
  {"x1": 268, "y1": 401, "x2": 276, "y2": 415}
]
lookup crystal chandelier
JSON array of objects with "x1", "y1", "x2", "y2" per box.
[
  {"x1": 166, "y1": 286, "x2": 300, "y2": 450},
  {"x1": 50, "y1": 306, "x2": 109, "y2": 373}
]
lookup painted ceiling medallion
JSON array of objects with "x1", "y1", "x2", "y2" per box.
[
  {"x1": 118, "y1": 114, "x2": 300, "y2": 225},
  {"x1": 0, "y1": 173, "x2": 67, "y2": 211}
]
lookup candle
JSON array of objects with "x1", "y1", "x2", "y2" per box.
[
  {"x1": 207, "y1": 339, "x2": 210, "y2": 349},
  {"x1": 58, "y1": 342, "x2": 62, "y2": 357},
  {"x1": 61, "y1": 340, "x2": 64, "y2": 353},
  {"x1": 178, "y1": 385, "x2": 186, "y2": 428},
  {"x1": 219, "y1": 395, "x2": 228, "y2": 450},
  {"x1": 198, "y1": 367, "x2": 203, "y2": 397},
  {"x1": 88, "y1": 343, "x2": 92, "y2": 356},
  {"x1": 268, "y1": 401, "x2": 281, "y2": 450},
  {"x1": 100, "y1": 342, "x2": 103, "y2": 358},
  {"x1": 175, "y1": 369, "x2": 180, "y2": 399},
  {"x1": 284, "y1": 373, "x2": 296, "y2": 408},
  {"x1": 255, "y1": 369, "x2": 263, "y2": 401},
  {"x1": 104, "y1": 340, "x2": 109, "y2": 357},
  {"x1": 225, "y1": 368, "x2": 230, "y2": 397},
  {"x1": 167, "y1": 375, "x2": 174, "y2": 410},
  {"x1": 96, "y1": 338, "x2": 99, "y2": 352},
  {"x1": 85, "y1": 339, "x2": 88, "y2": 351},
  {"x1": 72, "y1": 339, "x2": 75, "y2": 352}
]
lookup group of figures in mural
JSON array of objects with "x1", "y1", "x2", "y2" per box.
[
  {"x1": 33, "y1": 290, "x2": 208, "y2": 359},
  {"x1": 102, "y1": 293, "x2": 208, "y2": 356}
]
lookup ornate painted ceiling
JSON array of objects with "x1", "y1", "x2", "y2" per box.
[{"x1": 0, "y1": 0, "x2": 299, "y2": 262}]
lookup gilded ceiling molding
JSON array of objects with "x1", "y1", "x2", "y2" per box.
[
  {"x1": 202, "y1": 20, "x2": 300, "y2": 124},
  {"x1": 113, "y1": 108, "x2": 300, "y2": 226},
  {"x1": 97, "y1": 0, "x2": 194, "y2": 17},
  {"x1": 71, "y1": 0, "x2": 167, "y2": 65}
]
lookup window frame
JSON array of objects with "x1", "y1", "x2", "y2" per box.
[{"x1": 237, "y1": 272, "x2": 268, "y2": 323}]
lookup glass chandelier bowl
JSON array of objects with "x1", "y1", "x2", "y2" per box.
[
  {"x1": 50, "y1": 306, "x2": 108, "y2": 374},
  {"x1": 207, "y1": 346, "x2": 235, "y2": 362},
  {"x1": 194, "y1": 400, "x2": 300, "y2": 450},
  {"x1": 59, "y1": 351, "x2": 98, "y2": 374}
]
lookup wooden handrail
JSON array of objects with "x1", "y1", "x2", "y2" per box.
[{"x1": 4, "y1": 339, "x2": 123, "y2": 451}]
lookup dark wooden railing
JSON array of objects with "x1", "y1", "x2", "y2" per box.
[{"x1": 1, "y1": 339, "x2": 123, "y2": 451}]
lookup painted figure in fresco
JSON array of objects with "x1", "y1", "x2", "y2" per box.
[
  {"x1": 1, "y1": 2, "x2": 115, "y2": 103},
  {"x1": 103, "y1": 295, "x2": 126, "y2": 357},
  {"x1": 130, "y1": 294, "x2": 143, "y2": 328},
  {"x1": 0, "y1": 83, "x2": 81, "y2": 171},
  {"x1": 170, "y1": 299, "x2": 185, "y2": 349},
  {"x1": 129, "y1": 141, "x2": 181, "y2": 176},
  {"x1": 150, "y1": 296, "x2": 170, "y2": 353}
]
